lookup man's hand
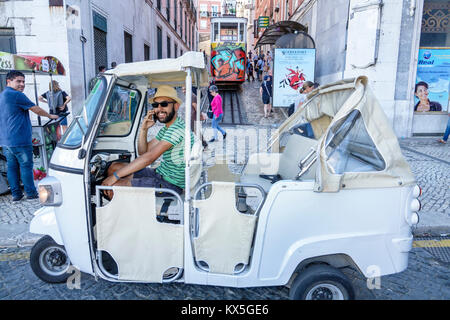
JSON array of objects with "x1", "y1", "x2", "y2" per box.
[
  {"x1": 50, "y1": 114, "x2": 59, "y2": 120},
  {"x1": 102, "y1": 174, "x2": 118, "y2": 187},
  {"x1": 101, "y1": 174, "x2": 119, "y2": 200},
  {"x1": 142, "y1": 110, "x2": 156, "y2": 130}
]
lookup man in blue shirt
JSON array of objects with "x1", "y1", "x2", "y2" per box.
[{"x1": 0, "y1": 70, "x2": 58, "y2": 201}]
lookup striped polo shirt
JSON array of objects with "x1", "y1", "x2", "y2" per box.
[{"x1": 155, "y1": 117, "x2": 194, "y2": 189}]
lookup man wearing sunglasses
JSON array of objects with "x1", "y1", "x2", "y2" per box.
[{"x1": 102, "y1": 85, "x2": 194, "y2": 198}]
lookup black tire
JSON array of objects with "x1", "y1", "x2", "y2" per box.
[
  {"x1": 289, "y1": 264, "x2": 355, "y2": 300},
  {"x1": 30, "y1": 236, "x2": 71, "y2": 283}
]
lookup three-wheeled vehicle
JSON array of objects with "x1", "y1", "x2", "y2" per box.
[{"x1": 29, "y1": 52, "x2": 421, "y2": 300}]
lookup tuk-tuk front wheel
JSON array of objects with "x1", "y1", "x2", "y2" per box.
[
  {"x1": 289, "y1": 265, "x2": 355, "y2": 300},
  {"x1": 30, "y1": 236, "x2": 71, "y2": 283}
]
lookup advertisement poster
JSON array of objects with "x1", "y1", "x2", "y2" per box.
[
  {"x1": 273, "y1": 48, "x2": 315, "y2": 107},
  {"x1": 211, "y1": 42, "x2": 246, "y2": 82},
  {"x1": 415, "y1": 48, "x2": 450, "y2": 112}
]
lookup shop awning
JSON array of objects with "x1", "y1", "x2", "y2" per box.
[
  {"x1": 0, "y1": 51, "x2": 66, "y2": 75},
  {"x1": 254, "y1": 21, "x2": 308, "y2": 49}
]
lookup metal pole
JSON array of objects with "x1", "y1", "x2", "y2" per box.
[
  {"x1": 184, "y1": 68, "x2": 192, "y2": 202},
  {"x1": 33, "y1": 71, "x2": 42, "y2": 126},
  {"x1": 80, "y1": 29, "x2": 88, "y2": 98}
]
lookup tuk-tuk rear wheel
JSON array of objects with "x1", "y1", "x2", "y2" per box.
[
  {"x1": 289, "y1": 264, "x2": 354, "y2": 300},
  {"x1": 30, "y1": 236, "x2": 71, "y2": 283}
]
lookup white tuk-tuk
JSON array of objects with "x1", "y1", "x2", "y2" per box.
[{"x1": 29, "y1": 52, "x2": 421, "y2": 300}]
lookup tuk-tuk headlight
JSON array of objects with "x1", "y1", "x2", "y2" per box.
[{"x1": 38, "y1": 177, "x2": 62, "y2": 206}]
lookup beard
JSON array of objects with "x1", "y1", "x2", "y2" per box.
[{"x1": 158, "y1": 108, "x2": 176, "y2": 123}]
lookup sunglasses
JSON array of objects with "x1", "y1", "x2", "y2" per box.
[{"x1": 151, "y1": 101, "x2": 176, "y2": 108}]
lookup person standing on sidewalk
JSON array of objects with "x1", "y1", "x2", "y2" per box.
[
  {"x1": 260, "y1": 75, "x2": 273, "y2": 118},
  {"x1": 39, "y1": 80, "x2": 71, "y2": 139},
  {"x1": 208, "y1": 85, "x2": 227, "y2": 143},
  {"x1": 438, "y1": 113, "x2": 449, "y2": 144},
  {"x1": 0, "y1": 70, "x2": 58, "y2": 201}
]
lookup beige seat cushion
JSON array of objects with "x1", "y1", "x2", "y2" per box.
[
  {"x1": 193, "y1": 182, "x2": 257, "y2": 275},
  {"x1": 96, "y1": 187, "x2": 183, "y2": 282}
]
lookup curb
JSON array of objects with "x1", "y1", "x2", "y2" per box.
[{"x1": 0, "y1": 232, "x2": 42, "y2": 248}]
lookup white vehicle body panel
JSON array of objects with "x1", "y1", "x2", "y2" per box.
[
  {"x1": 30, "y1": 206, "x2": 63, "y2": 245},
  {"x1": 47, "y1": 169, "x2": 93, "y2": 275}
]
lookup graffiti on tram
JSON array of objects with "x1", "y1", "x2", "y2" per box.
[{"x1": 211, "y1": 43, "x2": 246, "y2": 82}]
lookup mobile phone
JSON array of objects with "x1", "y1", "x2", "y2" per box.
[{"x1": 153, "y1": 112, "x2": 158, "y2": 122}]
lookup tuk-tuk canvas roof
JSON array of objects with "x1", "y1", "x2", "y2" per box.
[
  {"x1": 273, "y1": 76, "x2": 416, "y2": 192},
  {"x1": 108, "y1": 52, "x2": 209, "y2": 87}
]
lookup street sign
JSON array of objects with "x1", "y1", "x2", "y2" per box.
[{"x1": 258, "y1": 16, "x2": 269, "y2": 28}]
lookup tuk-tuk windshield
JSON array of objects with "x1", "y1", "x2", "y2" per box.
[{"x1": 60, "y1": 77, "x2": 107, "y2": 147}]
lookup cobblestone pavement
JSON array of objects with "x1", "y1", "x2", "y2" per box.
[
  {"x1": 397, "y1": 137, "x2": 450, "y2": 233},
  {"x1": 0, "y1": 242, "x2": 448, "y2": 300}
]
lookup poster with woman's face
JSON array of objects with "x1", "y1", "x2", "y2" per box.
[{"x1": 415, "y1": 48, "x2": 450, "y2": 112}]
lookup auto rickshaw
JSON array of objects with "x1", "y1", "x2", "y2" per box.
[{"x1": 29, "y1": 52, "x2": 421, "y2": 300}]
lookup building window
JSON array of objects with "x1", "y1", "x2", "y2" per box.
[
  {"x1": 185, "y1": 13, "x2": 187, "y2": 41},
  {"x1": 167, "y1": 36, "x2": 171, "y2": 58},
  {"x1": 144, "y1": 43, "x2": 150, "y2": 61},
  {"x1": 180, "y1": 9, "x2": 183, "y2": 37},
  {"x1": 187, "y1": 19, "x2": 190, "y2": 47},
  {"x1": 49, "y1": 0, "x2": 63, "y2": 6},
  {"x1": 0, "y1": 28, "x2": 16, "y2": 92},
  {"x1": 166, "y1": 0, "x2": 171, "y2": 22},
  {"x1": 211, "y1": 5, "x2": 219, "y2": 17},
  {"x1": 157, "y1": 0, "x2": 161, "y2": 11},
  {"x1": 157, "y1": 26, "x2": 163, "y2": 59},
  {"x1": 200, "y1": 4, "x2": 208, "y2": 17},
  {"x1": 93, "y1": 11, "x2": 108, "y2": 73},
  {"x1": 191, "y1": 25, "x2": 194, "y2": 49},
  {"x1": 175, "y1": 44, "x2": 178, "y2": 58},
  {"x1": 420, "y1": 1, "x2": 450, "y2": 46},
  {"x1": 200, "y1": 19, "x2": 207, "y2": 29},
  {"x1": 174, "y1": 0, "x2": 177, "y2": 29},
  {"x1": 124, "y1": 31, "x2": 133, "y2": 63}
]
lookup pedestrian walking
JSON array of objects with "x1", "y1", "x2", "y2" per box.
[
  {"x1": 260, "y1": 75, "x2": 273, "y2": 118},
  {"x1": 438, "y1": 113, "x2": 450, "y2": 144},
  {"x1": 246, "y1": 60, "x2": 255, "y2": 82},
  {"x1": 208, "y1": 85, "x2": 226, "y2": 143},
  {"x1": 0, "y1": 70, "x2": 58, "y2": 201},
  {"x1": 256, "y1": 57, "x2": 264, "y2": 81},
  {"x1": 39, "y1": 80, "x2": 71, "y2": 138}
]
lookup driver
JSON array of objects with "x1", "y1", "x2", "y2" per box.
[{"x1": 101, "y1": 85, "x2": 194, "y2": 199}]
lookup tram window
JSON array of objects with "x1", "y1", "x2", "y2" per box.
[
  {"x1": 213, "y1": 23, "x2": 219, "y2": 42},
  {"x1": 239, "y1": 23, "x2": 245, "y2": 42},
  {"x1": 220, "y1": 23, "x2": 238, "y2": 42}
]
